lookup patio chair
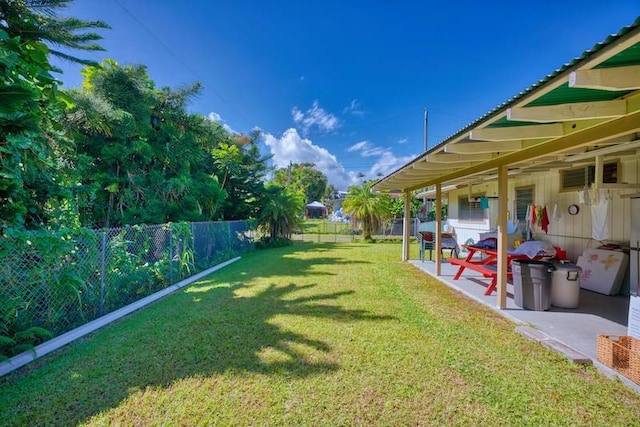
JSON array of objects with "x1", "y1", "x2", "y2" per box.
[
  {"x1": 418, "y1": 231, "x2": 459, "y2": 261},
  {"x1": 418, "y1": 231, "x2": 435, "y2": 261}
]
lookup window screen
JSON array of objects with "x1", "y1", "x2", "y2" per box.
[
  {"x1": 514, "y1": 186, "x2": 534, "y2": 221},
  {"x1": 458, "y1": 196, "x2": 485, "y2": 221},
  {"x1": 560, "y1": 162, "x2": 618, "y2": 191}
]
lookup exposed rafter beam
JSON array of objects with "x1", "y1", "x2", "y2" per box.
[
  {"x1": 403, "y1": 169, "x2": 441, "y2": 177},
  {"x1": 412, "y1": 161, "x2": 472, "y2": 170},
  {"x1": 569, "y1": 65, "x2": 640, "y2": 90},
  {"x1": 562, "y1": 138, "x2": 640, "y2": 162},
  {"x1": 402, "y1": 109, "x2": 640, "y2": 191},
  {"x1": 507, "y1": 100, "x2": 627, "y2": 123},
  {"x1": 469, "y1": 123, "x2": 564, "y2": 141},
  {"x1": 425, "y1": 152, "x2": 494, "y2": 162},
  {"x1": 444, "y1": 140, "x2": 525, "y2": 154}
]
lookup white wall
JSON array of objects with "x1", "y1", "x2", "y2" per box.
[{"x1": 445, "y1": 156, "x2": 640, "y2": 262}]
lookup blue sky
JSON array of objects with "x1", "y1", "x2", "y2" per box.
[{"x1": 54, "y1": 1, "x2": 639, "y2": 190}]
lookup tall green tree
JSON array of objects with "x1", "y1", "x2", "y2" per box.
[
  {"x1": 64, "y1": 60, "x2": 227, "y2": 227},
  {"x1": 272, "y1": 162, "x2": 327, "y2": 204},
  {"x1": 342, "y1": 183, "x2": 391, "y2": 241},
  {"x1": 212, "y1": 130, "x2": 270, "y2": 220}
]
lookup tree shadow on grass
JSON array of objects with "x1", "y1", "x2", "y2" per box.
[
  {"x1": 0, "y1": 279, "x2": 394, "y2": 425},
  {"x1": 236, "y1": 243, "x2": 372, "y2": 279}
]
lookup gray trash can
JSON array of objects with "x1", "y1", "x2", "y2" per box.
[
  {"x1": 512, "y1": 260, "x2": 556, "y2": 311},
  {"x1": 551, "y1": 263, "x2": 582, "y2": 308}
]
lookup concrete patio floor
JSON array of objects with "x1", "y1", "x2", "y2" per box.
[{"x1": 409, "y1": 258, "x2": 640, "y2": 392}]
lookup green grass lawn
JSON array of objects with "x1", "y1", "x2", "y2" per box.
[{"x1": 1, "y1": 242, "x2": 639, "y2": 425}]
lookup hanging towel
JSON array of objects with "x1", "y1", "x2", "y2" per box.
[
  {"x1": 584, "y1": 186, "x2": 591, "y2": 206},
  {"x1": 552, "y1": 203, "x2": 560, "y2": 222},
  {"x1": 530, "y1": 205, "x2": 537, "y2": 227},
  {"x1": 541, "y1": 205, "x2": 550, "y2": 233},
  {"x1": 589, "y1": 186, "x2": 599, "y2": 205},
  {"x1": 480, "y1": 196, "x2": 489, "y2": 209},
  {"x1": 591, "y1": 198, "x2": 609, "y2": 240},
  {"x1": 536, "y1": 205, "x2": 543, "y2": 226}
]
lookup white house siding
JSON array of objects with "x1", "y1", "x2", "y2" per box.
[{"x1": 445, "y1": 156, "x2": 640, "y2": 264}]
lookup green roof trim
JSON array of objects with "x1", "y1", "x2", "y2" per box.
[
  {"x1": 487, "y1": 117, "x2": 536, "y2": 128},
  {"x1": 429, "y1": 17, "x2": 640, "y2": 150},
  {"x1": 597, "y1": 41, "x2": 640, "y2": 68},
  {"x1": 527, "y1": 83, "x2": 631, "y2": 107}
]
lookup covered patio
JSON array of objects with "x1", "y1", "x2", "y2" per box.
[
  {"x1": 374, "y1": 17, "x2": 640, "y2": 303},
  {"x1": 373, "y1": 17, "x2": 640, "y2": 386}
]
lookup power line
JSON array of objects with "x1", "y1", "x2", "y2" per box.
[{"x1": 110, "y1": 0, "x2": 248, "y2": 123}]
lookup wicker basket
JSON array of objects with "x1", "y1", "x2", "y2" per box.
[{"x1": 597, "y1": 335, "x2": 640, "y2": 384}]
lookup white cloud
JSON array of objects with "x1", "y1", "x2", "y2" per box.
[
  {"x1": 262, "y1": 128, "x2": 358, "y2": 190},
  {"x1": 368, "y1": 150, "x2": 416, "y2": 179},
  {"x1": 348, "y1": 140, "x2": 416, "y2": 179},
  {"x1": 397, "y1": 138, "x2": 408, "y2": 145},
  {"x1": 262, "y1": 129, "x2": 417, "y2": 189},
  {"x1": 343, "y1": 99, "x2": 364, "y2": 116},
  {"x1": 347, "y1": 140, "x2": 385, "y2": 157},
  {"x1": 347, "y1": 141, "x2": 368, "y2": 152},
  {"x1": 207, "y1": 111, "x2": 237, "y2": 134},
  {"x1": 291, "y1": 100, "x2": 339, "y2": 135}
]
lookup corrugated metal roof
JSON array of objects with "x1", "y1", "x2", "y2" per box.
[
  {"x1": 373, "y1": 16, "x2": 640, "y2": 193},
  {"x1": 427, "y1": 17, "x2": 640, "y2": 151}
]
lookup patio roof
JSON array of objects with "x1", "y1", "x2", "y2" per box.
[{"x1": 373, "y1": 17, "x2": 640, "y2": 193}]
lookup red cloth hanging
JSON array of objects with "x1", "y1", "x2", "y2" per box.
[
  {"x1": 530, "y1": 204, "x2": 537, "y2": 227},
  {"x1": 541, "y1": 205, "x2": 550, "y2": 233}
]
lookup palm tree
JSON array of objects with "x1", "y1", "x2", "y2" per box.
[
  {"x1": 342, "y1": 183, "x2": 390, "y2": 241},
  {"x1": 0, "y1": 0, "x2": 109, "y2": 65},
  {"x1": 258, "y1": 184, "x2": 304, "y2": 240}
]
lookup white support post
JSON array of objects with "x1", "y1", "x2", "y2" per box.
[
  {"x1": 595, "y1": 155, "x2": 603, "y2": 191},
  {"x1": 497, "y1": 165, "x2": 509, "y2": 309},
  {"x1": 435, "y1": 183, "x2": 442, "y2": 275},
  {"x1": 402, "y1": 191, "x2": 411, "y2": 261}
]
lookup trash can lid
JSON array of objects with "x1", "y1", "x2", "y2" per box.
[
  {"x1": 512, "y1": 259, "x2": 555, "y2": 268},
  {"x1": 553, "y1": 262, "x2": 582, "y2": 272},
  {"x1": 511, "y1": 259, "x2": 556, "y2": 273}
]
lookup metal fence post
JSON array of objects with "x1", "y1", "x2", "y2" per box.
[
  {"x1": 169, "y1": 225, "x2": 174, "y2": 284},
  {"x1": 99, "y1": 231, "x2": 107, "y2": 316}
]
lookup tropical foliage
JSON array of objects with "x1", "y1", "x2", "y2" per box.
[
  {"x1": 0, "y1": 5, "x2": 84, "y2": 232},
  {"x1": 212, "y1": 133, "x2": 270, "y2": 220},
  {"x1": 388, "y1": 195, "x2": 422, "y2": 220},
  {"x1": 342, "y1": 183, "x2": 391, "y2": 240},
  {"x1": 256, "y1": 183, "x2": 304, "y2": 245},
  {"x1": 0, "y1": 0, "x2": 109, "y2": 65},
  {"x1": 64, "y1": 60, "x2": 232, "y2": 227},
  {"x1": 271, "y1": 162, "x2": 328, "y2": 204},
  {"x1": 0, "y1": 0, "x2": 304, "y2": 359}
]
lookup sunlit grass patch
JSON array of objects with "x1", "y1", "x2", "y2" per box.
[{"x1": 1, "y1": 242, "x2": 640, "y2": 426}]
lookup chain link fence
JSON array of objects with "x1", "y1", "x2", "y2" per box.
[
  {"x1": 289, "y1": 218, "x2": 420, "y2": 243},
  {"x1": 0, "y1": 221, "x2": 254, "y2": 359}
]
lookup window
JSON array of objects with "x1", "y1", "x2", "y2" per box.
[
  {"x1": 560, "y1": 162, "x2": 619, "y2": 191},
  {"x1": 458, "y1": 195, "x2": 485, "y2": 221},
  {"x1": 514, "y1": 186, "x2": 534, "y2": 221}
]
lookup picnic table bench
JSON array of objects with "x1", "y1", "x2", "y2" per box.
[
  {"x1": 448, "y1": 256, "x2": 512, "y2": 295},
  {"x1": 449, "y1": 244, "x2": 518, "y2": 295},
  {"x1": 449, "y1": 241, "x2": 560, "y2": 296}
]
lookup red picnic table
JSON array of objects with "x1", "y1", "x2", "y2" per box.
[{"x1": 448, "y1": 244, "x2": 534, "y2": 295}]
